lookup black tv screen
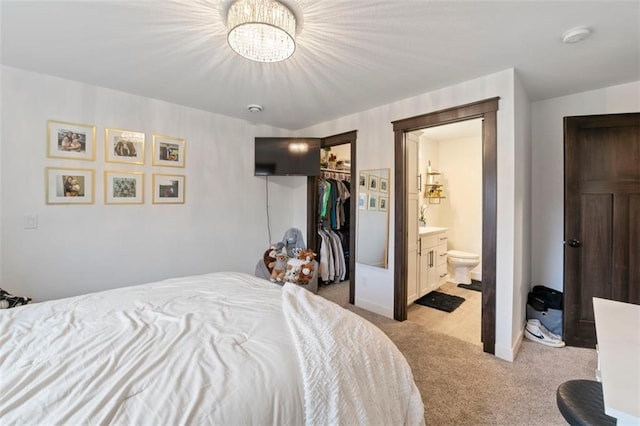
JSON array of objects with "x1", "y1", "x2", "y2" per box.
[{"x1": 254, "y1": 137, "x2": 321, "y2": 176}]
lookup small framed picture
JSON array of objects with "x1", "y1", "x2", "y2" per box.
[
  {"x1": 46, "y1": 167, "x2": 94, "y2": 204},
  {"x1": 105, "y1": 128, "x2": 145, "y2": 164},
  {"x1": 358, "y1": 192, "x2": 367, "y2": 210},
  {"x1": 47, "y1": 120, "x2": 96, "y2": 161},
  {"x1": 379, "y1": 196, "x2": 388, "y2": 211},
  {"x1": 368, "y1": 175, "x2": 379, "y2": 192},
  {"x1": 368, "y1": 194, "x2": 378, "y2": 210},
  {"x1": 152, "y1": 173, "x2": 185, "y2": 204},
  {"x1": 359, "y1": 172, "x2": 367, "y2": 190},
  {"x1": 152, "y1": 135, "x2": 186, "y2": 168},
  {"x1": 380, "y1": 177, "x2": 389, "y2": 193},
  {"x1": 105, "y1": 171, "x2": 144, "y2": 204}
]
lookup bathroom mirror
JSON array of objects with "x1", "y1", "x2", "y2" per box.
[{"x1": 356, "y1": 168, "x2": 390, "y2": 268}]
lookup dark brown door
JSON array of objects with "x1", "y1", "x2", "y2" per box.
[{"x1": 564, "y1": 113, "x2": 640, "y2": 348}]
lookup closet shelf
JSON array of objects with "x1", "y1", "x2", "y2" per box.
[{"x1": 321, "y1": 167, "x2": 350, "y2": 173}]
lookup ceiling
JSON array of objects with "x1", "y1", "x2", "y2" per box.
[{"x1": 1, "y1": 0, "x2": 638, "y2": 130}]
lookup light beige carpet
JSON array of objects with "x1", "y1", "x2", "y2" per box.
[{"x1": 318, "y1": 281, "x2": 597, "y2": 425}]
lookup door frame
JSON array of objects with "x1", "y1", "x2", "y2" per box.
[
  {"x1": 392, "y1": 98, "x2": 499, "y2": 354},
  {"x1": 306, "y1": 130, "x2": 358, "y2": 304}
]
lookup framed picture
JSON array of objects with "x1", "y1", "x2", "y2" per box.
[
  {"x1": 152, "y1": 173, "x2": 185, "y2": 204},
  {"x1": 46, "y1": 167, "x2": 94, "y2": 204},
  {"x1": 380, "y1": 177, "x2": 389, "y2": 193},
  {"x1": 379, "y1": 196, "x2": 388, "y2": 211},
  {"x1": 358, "y1": 192, "x2": 368, "y2": 210},
  {"x1": 359, "y1": 172, "x2": 368, "y2": 190},
  {"x1": 368, "y1": 175, "x2": 379, "y2": 192},
  {"x1": 105, "y1": 171, "x2": 144, "y2": 204},
  {"x1": 152, "y1": 135, "x2": 186, "y2": 168},
  {"x1": 47, "y1": 120, "x2": 96, "y2": 161},
  {"x1": 368, "y1": 194, "x2": 378, "y2": 210},
  {"x1": 105, "y1": 128, "x2": 145, "y2": 164}
]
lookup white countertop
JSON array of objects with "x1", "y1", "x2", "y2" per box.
[
  {"x1": 419, "y1": 226, "x2": 448, "y2": 235},
  {"x1": 593, "y1": 297, "x2": 640, "y2": 424}
]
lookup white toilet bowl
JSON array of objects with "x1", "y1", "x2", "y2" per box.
[{"x1": 447, "y1": 250, "x2": 480, "y2": 284}]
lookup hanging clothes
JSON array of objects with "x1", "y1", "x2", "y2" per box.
[{"x1": 317, "y1": 172, "x2": 351, "y2": 284}]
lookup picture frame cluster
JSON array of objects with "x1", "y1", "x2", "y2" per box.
[
  {"x1": 45, "y1": 120, "x2": 186, "y2": 205},
  {"x1": 357, "y1": 171, "x2": 388, "y2": 212}
]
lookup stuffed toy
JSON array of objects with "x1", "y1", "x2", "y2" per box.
[
  {"x1": 270, "y1": 248, "x2": 289, "y2": 282},
  {"x1": 282, "y1": 228, "x2": 306, "y2": 258},
  {"x1": 263, "y1": 242, "x2": 284, "y2": 274},
  {"x1": 298, "y1": 249, "x2": 317, "y2": 262},
  {"x1": 297, "y1": 261, "x2": 315, "y2": 286},
  {"x1": 283, "y1": 258, "x2": 304, "y2": 284}
]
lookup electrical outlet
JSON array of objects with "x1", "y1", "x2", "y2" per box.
[{"x1": 24, "y1": 214, "x2": 38, "y2": 229}]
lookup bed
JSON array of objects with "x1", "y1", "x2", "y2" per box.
[{"x1": 0, "y1": 272, "x2": 424, "y2": 425}]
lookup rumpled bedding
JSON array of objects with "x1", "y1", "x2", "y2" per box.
[
  {"x1": 282, "y1": 282, "x2": 424, "y2": 426},
  {"x1": 0, "y1": 272, "x2": 423, "y2": 425}
]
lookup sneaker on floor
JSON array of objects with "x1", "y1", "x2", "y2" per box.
[
  {"x1": 527, "y1": 319, "x2": 562, "y2": 341},
  {"x1": 525, "y1": 320, "x2": 565, "y2": 347}
]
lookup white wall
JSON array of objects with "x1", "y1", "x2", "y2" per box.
[
  {"x1": 296, "y1": 69, "x2": 521, "y2": 360},
  {"x1": 531, "y1": 81, "x2": 640, "y2": 293},
  {"x1": 513, "y1": 71, "x2": 531, "y2": 351},
  {"x1": 0, "y1": 66, "x2": 301, "y2": 301},
  {"x1": 431, "y1": 135, "x2": 483, "y2": 260}
]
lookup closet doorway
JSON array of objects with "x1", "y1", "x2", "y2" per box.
[
  {"x1": 306, "y1": 130, "x2": 358, "y2": 304},
  {"x1": 392, "y1": 98, "x2": 498, "y2": 354}
]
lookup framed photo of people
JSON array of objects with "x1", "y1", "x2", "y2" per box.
[
  {"x1": 105, "y1": 128, "x2": 145, "y2": 164},
  {"x1": 152, "y1": 135, "x2": 186, "y2": 168},
  {"x1": 368, "y1": 175, "x2": 379, "y2": 192},
  {"x1": 46, "y1": 167, "x2": 94, "y2": 204},
  {"x1": 379, "y1": 177, "x2": 389, "y2": 193},
  {"x1": 47, "y1": 120, "x2": 96, "y2": 161},
  {"x1": 379, "y1": 196, "x2": 388, "y2": 212},
  {"x1": 359, "y1": 172, "x2": 367, "y2": 190},
  {"x1": 358, "y1": 192, "x2": 367, "y2": 210},
  {"x1": 152, "y1": 173, "x2": 185, "y2": 204},
  {"x1": 105, "y1": 171, "x2": 144, "y2": 205},
  {"x1": 368, "y1": 194, "x2": 378, "y2": 210}
]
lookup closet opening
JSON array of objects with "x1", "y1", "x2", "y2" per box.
[{"x1": 306, "y1": 130, "x2": 357, "y2": 304}]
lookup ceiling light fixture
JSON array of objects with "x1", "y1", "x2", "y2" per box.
[
  {"x1": 247, "y1": 104, "x2": 263, "y2": 112},
  {"x1": 227, "y1": 0, "x2": 296, "y2": 63}
]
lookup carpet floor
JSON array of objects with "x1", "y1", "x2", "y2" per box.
[{"x1": 318, "y1": 281, "x2": 597, "y2": 425}]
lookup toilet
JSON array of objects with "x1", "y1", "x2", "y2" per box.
[{"x1": 447, "y1": 250, "x2": 480, "y2": 284}]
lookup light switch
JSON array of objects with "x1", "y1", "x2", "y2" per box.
[{"x1": 24, "y1": 214, "x2": 38, "y2": 229}]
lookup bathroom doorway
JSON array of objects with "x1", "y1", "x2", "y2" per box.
[
  {"x1": 406, "y1": 119, "x2": 483, "y2": 346},
  {"x1": 392, "y1": 98, "x2": 498, "y2": 355}
]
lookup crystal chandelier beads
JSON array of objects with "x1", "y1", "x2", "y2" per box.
[{"x1": 227, "y1": 0, "x2": 296, "y2": 63}]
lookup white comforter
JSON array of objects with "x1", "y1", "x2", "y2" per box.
[{"x1": 0, "y1": 272, "x2": 423, "y2": 425}]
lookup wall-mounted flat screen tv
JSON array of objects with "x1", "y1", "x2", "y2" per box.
[{"x1": 254, "y1": 137, "x2": 321, "y2": 176}]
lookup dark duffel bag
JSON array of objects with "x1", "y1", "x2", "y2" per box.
[{"x1": 531, "y1": 285, "x2": 563, "y2": 310}]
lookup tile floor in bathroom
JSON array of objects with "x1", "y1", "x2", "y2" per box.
[{"x1": 407, "y1": 280, "x2": 482, "y2": 346}]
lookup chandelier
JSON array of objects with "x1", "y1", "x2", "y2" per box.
[{"x1": 227, "y1": 0, "x2": 296, "y2": 63}]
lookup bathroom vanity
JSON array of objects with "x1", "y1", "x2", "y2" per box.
[{"x1": 408, "y1": 226, "x2": 448, "y2": 304}]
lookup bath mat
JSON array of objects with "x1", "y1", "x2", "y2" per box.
[
  {"x1": 458, "y1": 279, "x2": 482, "y2": 292},
  {"x1": 415, "y1": 291, "x2": 465, "y2": 313}
]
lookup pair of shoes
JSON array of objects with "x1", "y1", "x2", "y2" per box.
[{"x1": 524, "y1": 319, "x2": 565, "y2": 347}]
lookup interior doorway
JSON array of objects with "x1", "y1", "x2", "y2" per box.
[
  {"x1": 392, "y1": 98, "x2": 499, "y2": 354},
  {"x1": 306, "y1": 130, "x2": 358, "y2": 304},
  {"x1": 406, "y1": 120, "x2": 483, "y2": 346}
]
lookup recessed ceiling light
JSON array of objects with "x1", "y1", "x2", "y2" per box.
[
  {"x1": 562, "y1": 26, "x2": 592, "y2": 44},
  {"x1": 247, "y1": 104, "x2": 263, "y2": 113}
]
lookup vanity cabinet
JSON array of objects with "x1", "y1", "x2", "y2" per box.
[
  {"x1": 408, "y1": 227, "x2": 448, "y2": 304},
  {"x1": 436, "y1": 232, "x2": 448, "y2": 285},
  {"x1": 418, "y1": 234, "x2": 438, "y2": 298}
]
